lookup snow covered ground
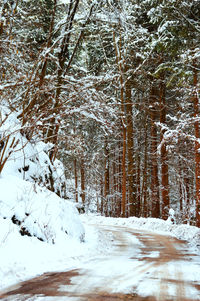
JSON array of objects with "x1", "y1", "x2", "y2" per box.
[
  {"x1": 0, "y1": 107, "x2": 114, "y2": 292},
  {"x1": 59, "y1": 223, "x2": 200, "y2": 300},
  {"x1": 1, "y1": 201, "x2": 200, "y2": 294},
  {"x1": 0, "y1": 173, "x2": 117, "y2": 292},
  {"x1": 81, "y1": 213, "x2": 200, "y2": 252},
  {"x1": 1, "y1": 214, "x2": 200, "y2": 300}
]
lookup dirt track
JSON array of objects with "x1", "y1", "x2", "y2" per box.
[{"x1": 0, "y1": 226, "x2": 199, "y2": 301}]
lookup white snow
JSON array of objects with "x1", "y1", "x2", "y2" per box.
[
  {"x1": 59, "y1": 217, "x2": 200, "y2": 300},
  {"x1": 82, "y1": 214, "x2": 200, "y2": 252},
  {"x1": 0, "y1": 174, "x2": 87, "y2": 289},
  {"x1": 1, "y1": 211, "x2": 200, "y2": 295}
]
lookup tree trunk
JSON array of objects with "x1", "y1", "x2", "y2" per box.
[
  {"x1": 184, "y1": 170, "x2": 190, "y2": 223},
  {"x1": 126, "y1": 76, "x2": 136, "y2": 217},
  {"x1": 159, "y1": 80, "x2": 170, "y2": 220},
  {"x1": 193, "y1": 61, "x2": 200, "y2": 227},
  {"x1": 104, "y1": 139, "x2": 110, "y2": 216},
  {"x1": 74, "y1": 158, "x2": 78, "y2": 203},
  {"x1": 113, "y1": 31, "x2": 126, "y2": 217},
  {"x1": 150, "y1": 84, "x2": 160, "y2": 218},
  {"x1": 117, "y1": 141, "x2": 122, "y2": 217},
  {"x1": 142, "y1": 115, "x2": 148, "y2": 217},
  {"x1": 121, "y1": 126, "x2": 127, "y2": 217},
  {"x1": 113, "y1": 150, "x2": 117, "y2": 217},
  {"x1": 100, "y1": 175, "x2": 104, "y2": 215},
  {"x1": 80, "y1": 159, "x2": 85, "y2": 205},
  {"x1": 18, "y1": 0, "x2": 57, "y2": 124},
  {"x1": 136, "y1": 154, "x2": 141, "y2": 217}
]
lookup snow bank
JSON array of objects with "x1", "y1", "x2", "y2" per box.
[
  {"x1": 0, "y1": 108, "x2": 66, "y2": 198},
  {"x1": 0, "y1": 174, "x2": 86, "y2": 290},
  {"x1": 0, "y1": 107, "x2": 91, "y2": 290},
  {"x1": 0, "y1": 175, "x2": 84, "y2": 243},
  {"x1": 82, "y1": 214, "x2": 200, "y2": 251}
]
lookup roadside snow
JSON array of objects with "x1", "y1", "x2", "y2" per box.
[
  {"x1": 0, "y1": 107, "x2": 115, "y2": 292},
  {"x1": 81, "y1": 214, "x2": 200, "y2": 252},
  {"x1": 60, "y1": 221, "x2": 200, "y2": 300},
  {"x1": 0, "y1": 178, "x2": 115, "y2": 291},
  {"x1": 1, "y1": 202, "x2": 200, "y2": 292},
  {"x1": 0, "y1": 174, "x2": 84, "y2": 290},
  {"x1": 0, "y1": 175, "x2": 84, "y2": 243}
]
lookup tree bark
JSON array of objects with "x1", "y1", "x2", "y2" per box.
[
  {"x1": 80, "y1": 159, "x2": 85, "y2": 205},
  {"x1": 104, "y1": 139, "x2": 110, "y2": 216},
  {"x1": 159, "y1": 80, "x2": 170, "y2": 220},
  {"x1": 117, "y1": 141, "x2": 122, "y2": 217},
  {"x1": 121, "y1": 126, "x2": 127, "y2": 217},
  {"x1": 142, "y1": 115, "x2": 148, "y2": 217},
  {"x1": 112, "y1": 150, "x2": 117, "y2": 217},
  {"x1": 74, "y1": 159, "x2": 78, "y2": 203},
  {"x1": 150, "y1": 84, "x2": 160, "y2": 218},
  {"x1": 113, "y1": 31, "x2": 127, "y2": 217},
  {"x1": 193, "y1": 61, "x2": 200, "y2": 227},
  {"x1": 136, "y1": 153, "x2": 141, "y2": 217},
  {"x1": 125, "y1": 76, "x2": 137, "y2": 217}
]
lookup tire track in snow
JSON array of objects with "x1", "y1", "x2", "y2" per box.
[{"x1": 0, "y1": 224, "x2": 200, "y2": 300}]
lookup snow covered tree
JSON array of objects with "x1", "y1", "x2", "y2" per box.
[{"x1": 1, "y1": 0, "x2": 200, "y2": 227}]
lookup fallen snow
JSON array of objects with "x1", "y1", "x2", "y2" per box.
[
  {"x1": 81, "y1": 214, "x2": 200, "y2": 252},
  {"x1": 59, "y1": 220, "x2": 200, "y2": 300},
  {"x1": 0, "y1": 181, "x2": 114, "y2": 291},
  {"x1": 1, "y1": 210, "x2": 200, "y2": 296},
  {"x1": 0, "y1": 107, "x2": 116, "y2": 292}
]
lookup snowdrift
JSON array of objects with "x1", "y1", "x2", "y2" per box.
[
  {"x1": 0, "y1": 106, "x2": 86, "y2": 289},
  {"x1": 0, "y1": 174, "x2": 85, "y2": 290},
  {"x1": 0, "y1": 175, "x2": 85, "y2": 244},
  {"x1": 0, "y1": 107, "x2": 84, "y2": 243},
  {"x1": 82, "y1": 215, "x2": 200, "y2": 251}
]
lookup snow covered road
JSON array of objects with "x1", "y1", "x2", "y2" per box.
[{"x1": 0, "y1": 224, "x2": 200, "y2": 300}]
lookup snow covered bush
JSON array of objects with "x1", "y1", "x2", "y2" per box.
[
  {"x1": 0, "y1": 106, "x2": 66, "y2": 197},
  {"x1": 0, "y1": 106, "x2": 85, "y2": 244},
  {"x1": 0, "y1": 106, "x2": 86, "y2": 290},
  {"x1": 0, "y1": 175, "x2": 85, "y2": 243}
]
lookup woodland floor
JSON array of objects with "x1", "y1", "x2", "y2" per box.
[{"x1": 0, "y1": 224, "x2": 200, "y2": 301}]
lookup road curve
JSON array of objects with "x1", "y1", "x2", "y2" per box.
[{"x1": 0, "y1": 225, "x2": 200, "y2": 301}]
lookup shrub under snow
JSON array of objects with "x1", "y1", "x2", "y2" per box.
[{"x1": 0, "y1": 175, "x2": 85, "y2": 243}]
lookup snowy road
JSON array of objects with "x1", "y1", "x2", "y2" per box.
[{"x1": 0, "y1": 224, "x2": 200, "y2": 301}]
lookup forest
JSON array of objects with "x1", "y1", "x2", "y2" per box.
[{"x1": 0, "y1": 0, "x2": 200, "y2": 226}]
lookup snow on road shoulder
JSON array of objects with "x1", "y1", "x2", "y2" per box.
[
  {"x1": 0, "y1": 217, "x2": 113, "y2": 291},
  {"x1": 0, "y1": 175, "x2": 85, "y2": 291},
  {"x1": 1, "y1": 198, "x2": 200, "y2": 293},
  {"x1": 0, "y1": 177, "x2": 116, "y2": 291},
  {"x1": 81, "y1": 214, "x2": 200, "y2": 252}
]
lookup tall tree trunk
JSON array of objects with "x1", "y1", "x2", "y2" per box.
[
  {"x1": 150, "y1": 84, "x2": 160, "y2": 218},
  {"x1": 117, "y1": 141, "x2": 122, "y2": 217},
  {"x1": 159, "y1": 80, "x2": 170, "y2": 220},
  {"x1": 136, "y1": 154, "x2": 141, "y2": 217},
  {"x1": 104, "y1": 139, "x2": 110, "y2": 216},
  {"x1": 142, "y1": 115, "x2": 148, "y2": 217},
  {"x1": 80, "y1": 159, "x2": 85, "y2": 205},
  {"x1": 113, "y1": 31, "x2": 126, "y2": 217},
  {"x1": 184, "y1": 169, "x2": 190, "y2": 223},
  {"x1": 113, "y1": 150, "x2": 117, "y2": 217},
  {"x1": 126, "y1": 76, "x2": 137, "y2": 217},
  {"x1": 193, "y1": 61, "x2": 200, "y2": 227},
  {"x1": 74, "y1": 158, "x2": 78, "y2": 203},
  {"x1": 100, "y1": 175, "x2": 104, "y2": 215},
  {"x1": 121, "y1": 126, "x2": 127, "y2": 217}
]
